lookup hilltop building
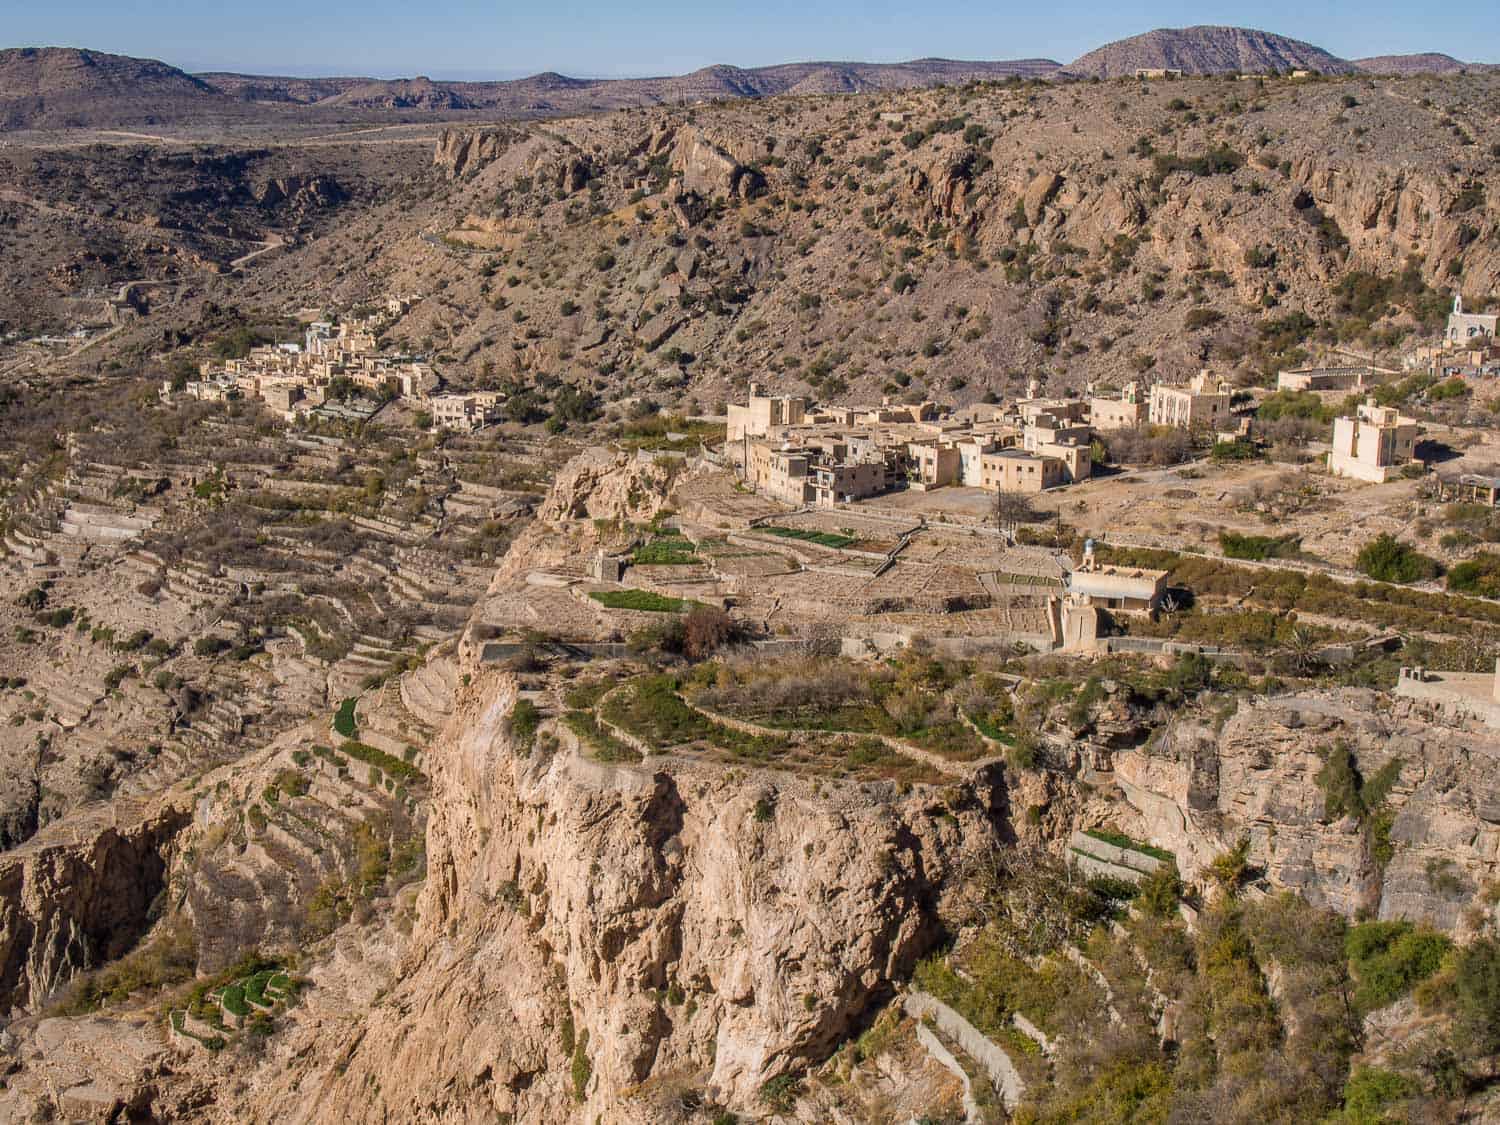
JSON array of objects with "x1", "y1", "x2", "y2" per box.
[{"x1": 1328, "y1": 399, "x2": 1420, "y2": 483}]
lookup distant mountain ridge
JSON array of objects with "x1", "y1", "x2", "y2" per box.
[
  {"x1": 196, "y1": 57, "x2": 1063, "y2": 112},
  {"x1": 0, "y1": 28, "x2": 1495, "y2": 131},
  {"x1": 1353, "y1": 52, "x2": 1493, "y2": 75}
]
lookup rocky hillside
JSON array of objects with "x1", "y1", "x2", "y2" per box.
[
  {"x1": 0, "y1": 47, "x2": 245, "y2": 130},
  {"x1": 5, "y1": 32, "x2": 1490, "y2": 132},
  {"x1": 210, "y1": 69, "x2": 1499, "y2": 418},
  {"x1": 1354, "y1": 52, "x2": 1478, "y2": 76},
  {"x1": 1061, "y1": 26, "x2": 1356, "y2": 78}
]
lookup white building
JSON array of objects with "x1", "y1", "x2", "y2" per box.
[
  {"x1": 1445, "y1": 295, "x2": 1498, "y2": 347},
  {"x1": 1148, "y1": 371, "x2": 1232, "y2": 430}
]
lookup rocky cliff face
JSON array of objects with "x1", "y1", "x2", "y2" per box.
[
  {"x1": 433, "y1": 127, "x2": 527, "y2": 178},
  {"x1": 0, "y1": 801, "x2": 189, "y2": 1015},
  {"x1": 228, "y1": 668, "x2": 1003, "y2": 1122},
  {"x1": 1115, "y1": 689, "x2": 1500, "y2": 933}
]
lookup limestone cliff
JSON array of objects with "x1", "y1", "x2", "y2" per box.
[
  {"x1": 1114, "y1": 689, "x2": 1500, "y2": 933},
  {"x1": 226, "y1": 668, "x2": 1002, "y2": 1122},
  {"x1": 0, "y1": 800, "x2": 189, "y2": 1015}
]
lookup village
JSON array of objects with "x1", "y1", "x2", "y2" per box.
[
  {"x1": 724, "y1": 294, "x2": 1500, "y2": 507},
  {"x1": 161, "y1": 297, "x2": 508, "y2": 432}
]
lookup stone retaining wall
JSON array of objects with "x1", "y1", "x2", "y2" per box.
[{"x1": 904, "y1": 990, "x2": 1026, "y2": 1110}]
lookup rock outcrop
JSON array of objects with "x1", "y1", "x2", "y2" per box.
[
  {"x1": 1115, "y1": 689, "x2": 1500, "y2": 933},
  {"x1": 0, "y1": 800, "x2": 189, "y2": 1014},
  {"x1": 433, "y1": 127, "x2": 525, "y2": 178},
  {"x1": 670, "y1": 127, "x2": 766, "y2": 202},
  {"x1": 233, "y1": 670, "x2": 1001, "y2": 1122}
]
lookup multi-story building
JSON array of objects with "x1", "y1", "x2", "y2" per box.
[
  {"x1": 430, "y1": 392, "x2": 505, "y2": 432},
  {"x1": 1148, "y1": 370, "x2": 1233, "y2": 430},
  {"x1": 727, "y1": 383, "x2": 807, "y2": 441},
  {"x1": 1328, "y1": 399, "x2": 1421, "y2": 483},
  {"x1": 906, "y1": 442, "x2": 962, "y2": 488},
  {"x1": 1089, "y1": 382, "x2": 1146, "y2": 430}
]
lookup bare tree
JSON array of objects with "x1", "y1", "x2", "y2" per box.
[{"x1": 994, "y1": 489, "x2": 1034, "y2": 536}]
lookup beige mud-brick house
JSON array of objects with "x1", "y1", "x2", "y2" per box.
[
  {"x1": 1089, "y1": 382, "x2": 1146, "y2": 430},
  {"x1": 1068, "y1": 555, "x2": 1167, "y2": 614},
  {"x1": 1328, "y1": 399, "x2": 1420, "y2": 484},
  {"x1": 979, "y1": 449, "x2": 1064, "y2": 493},
  {"x1": 906, "y1": 442, "x2": 962, "y2": 488},
  {"x1": 430, "y1": 392, "x2": 504, "y2": 432},
  {"x1": 727, "y1": 383, "x2": 806, "y2": 441}
]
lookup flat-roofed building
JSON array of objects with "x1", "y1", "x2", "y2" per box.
[
  {"x1": 747, "y1": 443, "x2": 813, "y2": 506},
  {"x1": 1276, "y1": 365, "x2": 1373, "y2": 392},
  {"x1": 430, "y1": 392, "x2": 504, "y2": 432},
  {"x1": 979, "y1": 449, "x2": 1064, "y2": 493},
  {"x1": 1089, "y1": 382, "x2": 1146, "y2": 430},
  {"x1": 1149, "y1": 370, "x2": 1232, "y2": 430},
  {"x1": 262, "y1": 381, "x2": 305, "y2": 415},
  {"x1": 811, "y1": 460, "x2": 888, "y2": 506},
  {"x1": 727, "y1": 383, "x2": 807, "y2": 441},
  {"x1": 1068, "y1": 553, "x2": 1167, "y2": 614},
  {"x1": 907, "y1": 442, "x2": 961, "y2": 488},
  {"x1": 955, "y1": 436, "x2": 1001, "y2": 487},
  {"x1": 1329, "y1": 398, "x2": 1420, "y2": 483}
]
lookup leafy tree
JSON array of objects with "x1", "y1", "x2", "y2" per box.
[
  {"x1": 1452, "y1": 935, "x2": 1500, "y2": 1055},
  {"x1": 1356, "y1": 534, "x2": 1438, "y2": 584}
]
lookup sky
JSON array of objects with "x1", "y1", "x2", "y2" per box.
[{"x1": 6, "y1": 0, "x2": 1497, "y2": 78}]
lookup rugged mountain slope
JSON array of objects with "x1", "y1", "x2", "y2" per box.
[
  {"x1": 1062, "y1": 25, "x2": 1357, "y2": 77},
  {"x1": 217, "y1": 70, "x2": 1498, "y2": 417},
  {"x1": 0, "y1": 47, "x2": 244, "y2": 129},
  {"x1": 1354, "y1": 52, "x2": 1477, "y2": 75}
]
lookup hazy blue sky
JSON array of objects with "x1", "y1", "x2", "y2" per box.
[{"x1": 7, "y1": 0, "x2": 1497, "y2": 78}]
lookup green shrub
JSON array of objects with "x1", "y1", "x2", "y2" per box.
[
  {"x1": 1452, "y1": 935, "x2": 1500, "y2": 1055},
  {"x1": 333, "y1": 697, "x2": 358, "y2": 739},
  {"x1": 1339, "y1": 1066, "x2": 1414, "y2": 1124},
  {"x1": 570, "y1": 1028, "x2": 592, "y2": 1100},
  {"x1": 1209, "y1": 439, "x2": 1258, "y2": 462},
  {"x1": 759, "y1": 1074, "x2": 803, "y2": 1112},
  {"x1": 1345, "y1": 920, "x2": 1450, "y2": 1012},
  {"x1": 1220, "y1": 531, "x2": 1301, "y2": 560},
  {"x1": 507, "y1": 699, "x2": 541, "y2": 751},
  {"x1": 1447, "y1": 553, "x2": 1500, "y2": 598},
  {"x1": 1356, "y1": 534, "x2": 1439, "y2": 584}
]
